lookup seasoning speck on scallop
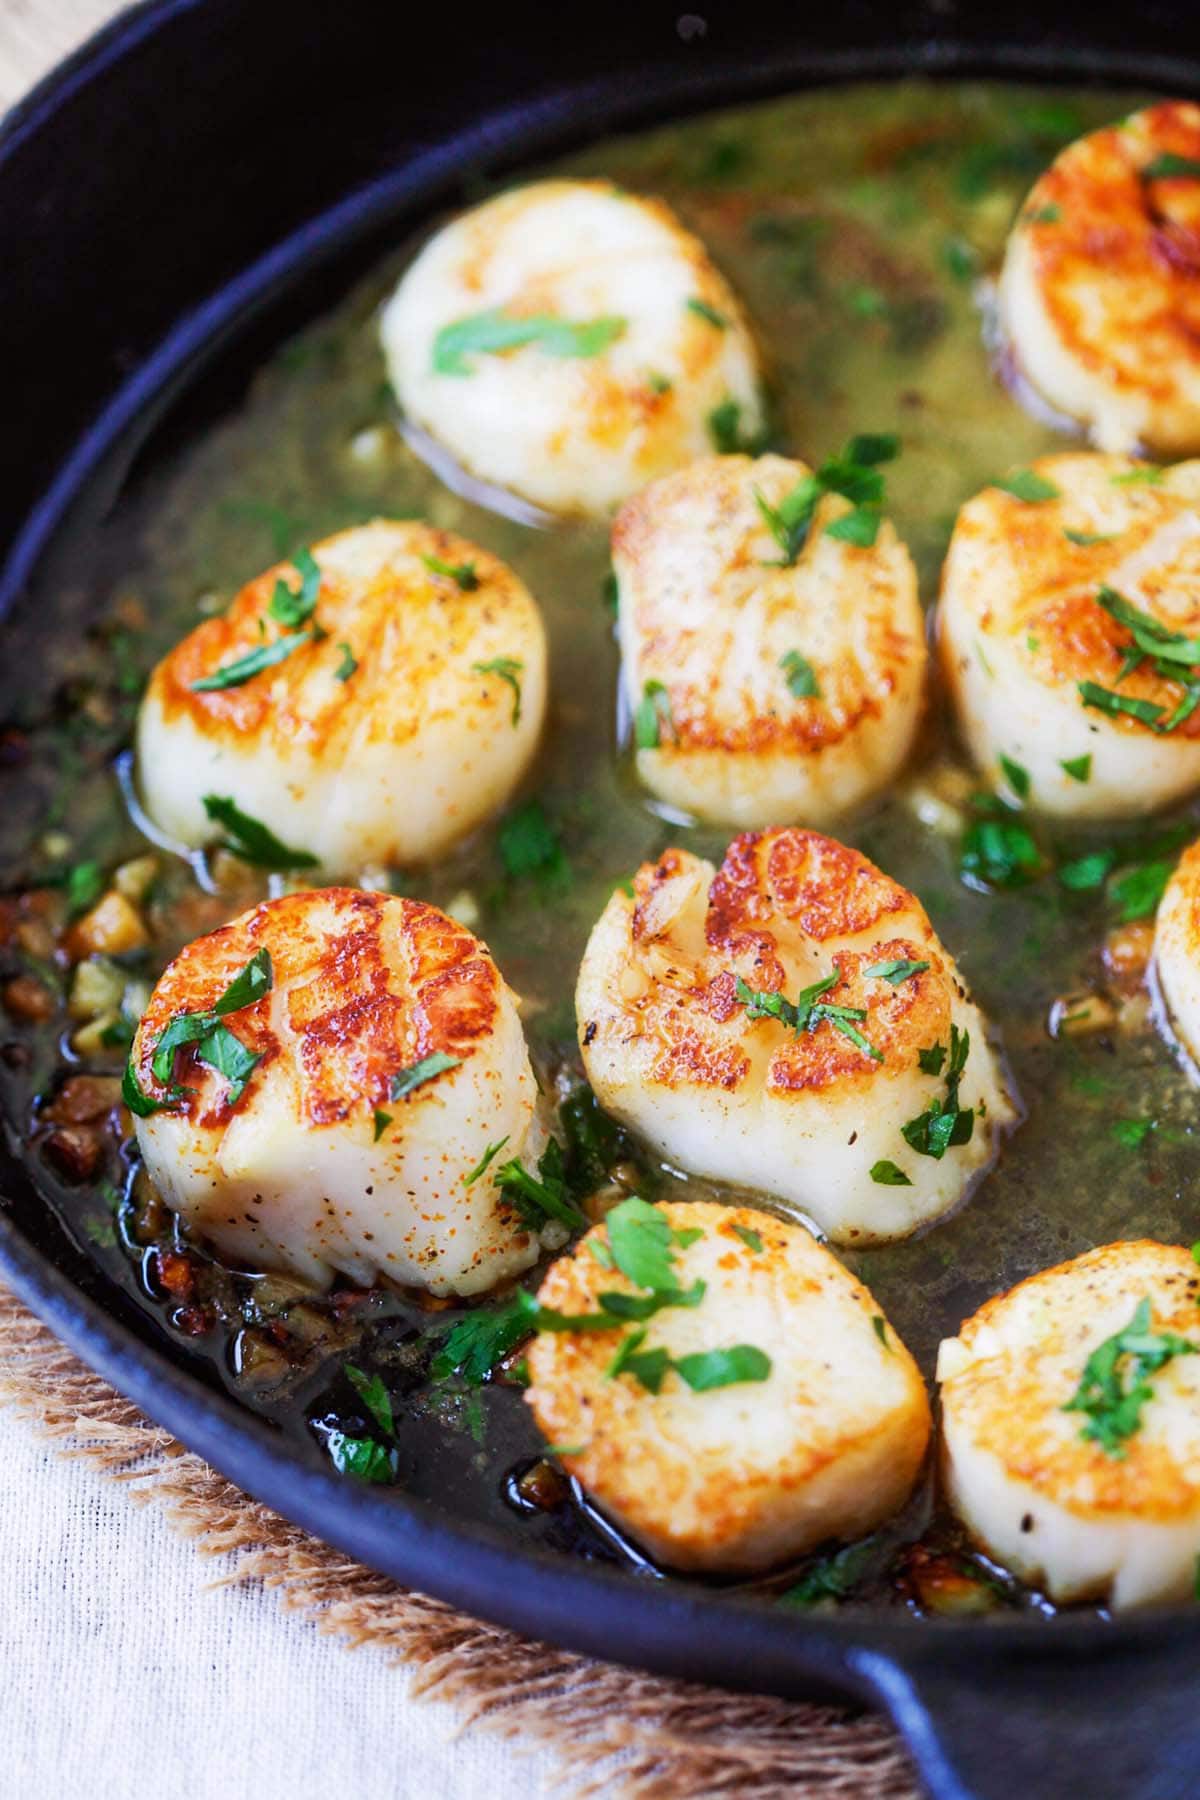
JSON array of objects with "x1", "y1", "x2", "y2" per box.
[
  {"x1": 127, "y1": 887, "x2": 551, "y2": 1295},
  {"x1": 938, "y1": 1240, "x2": 1200, "y2": 1610},
  {"x1": 939, "y1": 452, "x2": 1200, "y2": 818},
  {"x1": 613, "y1": 450, "x2": 925, "y2": 826},
  {"x1": 135, "y1": 521, "x2": 547, "y2": 872},
  {"x1": 576, "y1": 829, "x2": 1015, "y2": 1244},
  {"x1": 380, "y1": 179, "x2": 765, "y2": 518},
  {"x1": 1000, "y1": 102, "x2": 1200, "y2": 455},
  {"x1": 526, "y1": 1199, "x2": 930, "y2": 1573}
]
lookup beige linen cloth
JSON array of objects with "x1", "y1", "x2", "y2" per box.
[{"x1": 0, "y1": 6, "x2": 918, "y2": 1795}]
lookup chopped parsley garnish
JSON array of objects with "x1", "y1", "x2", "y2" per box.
[
  {"x1": 706, "y1": 398, "x2": 749, "y2": 453},
  {"x1": 685, "y1": 297, "x2": 728, "y2": 329},
  {"x1": 202, "y1": 794, "x2": 319, "y2": 870},
  {"x1": 1109, "y1": 859, "x2": 1174, "y2": 923},
  {"x1": 422, "y1": 553, "x2": 480, "y2": 591},
  {"x1": 634, "y1": 679, "x2": 674, "y2": 749},
  {"x1": 1111, "y1": 465, "x2": 1163, "y2": 486},
  {"x1": 1111, "y1": 1118, "x2": 1155, "y2": 1150},
  {"x1": 959, "y1": 794, "x2": 1042, "y2": 890},
  {"x1": 64, "y1": 860, "x2": 104, "y2": 916},
  {"x1": 872, "y1": 1316, "x2": 892, "y2": 1352},
  {"x1": 1063, "y1": 1297, "x2": 1198, "y2": 1457},
  {"x1": 334, "y1": 642, "x2": 357, "y2": 681},
  {"x1": 992, "y1": 468, "x2": 1060, "y2": 503},
  {"x1": 671, "y1": 1345, "x2": 770, "y2": 1391},
  {"x1": 464, "y1": 1136, "x2": 510, "y2": 1188},
  {"x1": 390, "y1": 1052, "x2": 461, "y2": 1102},
  {"x1": 1142, "y1": 153, "x2": 1200, "y2": 181},
  {"x1": 191, "y1": 628, "x2": 315, "y2": 692},
  {"x1": 998, "y1": 754, "x2": 1030, "y2": 800},
  {"x1": 472, "y1": 656, "x2": 524, "y2": 726},
  {"x1": 267, "y1": 547, "x2": 321, "y2": 626},
  {"x1": 122, "y1": 1058, "x2": 172, "y2": 1118},
  {"x1": 1061, "y1": 753, "x2": 1092, "y2": 783},
  {"x1": 1078, "y1": 683, "x2": 1166, "y2": 728},
  {"x1": 495, "y1": 1137, "x2": 587, "y2": 1232},
  {"x1": 606, "y1": 1195, "x2": 697, "y2": 1292},
  {"x1": 373, "y1": 1108, "x2": 393, "y2": 1142},
  {"x1": 324, "y1": 1432, "x2": 397, "y2": 1484},
  {"x1": 780, "y1": 649, "x2": 820, "y2": 698},
  {"x1": 1024, "y1": 203, "x2": 1061, "y2": 223},
  {"x1": 863, "y1": 959, "x2": 929, "y2": 985},
  {"x1": 735, "y1": 971, "x2": 882, "y2": 1062},
  {"x1": 755, "y1": 433, "x2": 899, "y2": 566},
  {"x1": 780, "y1": 1540, "x2": 876, "y2": 1607},
  {"x1": 646, "y1": 370, "x2": 673, "y2": 394},
  {"x1": 345, "y1": 1363, "x2": 394, "y2": 1437},
  {"x1": 432, "y1": 308, "x2": 626, "y2": 375},
  {"x1": 733, "y1": 1224, "x2": 764, "y2": 1253},
  {"x1": 497, "y1": 799, "x2": 569, "y2": 888},
  {"x1": 901, "y1": 1023, "x2": 974, "y2": 1160},
  {"x1": 1059, "y1": 849, "x2": 1117, "y2": 891},
  {"x1": 142, "y1": 948, "x2": 273, "y2": 1111},
  {"x1": 1064, "y1": 530, "x2": 1115, "y2": 547},
  {"x1": 870, "y1": 1159, "x2": 913, "y2": 1186},
  {"x1": 918, "y1": 1043, "x2": 947, "y2": 1075},
  {"x1": 192, "y1": 549, "x2": 324, "y2": 691},
  {"x1": 431, "y1": 1291, "x2": 540, "y2": 1385}
]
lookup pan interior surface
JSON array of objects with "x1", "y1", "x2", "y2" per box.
[{"x1": 5, "y1": 34, "x2": 1200, "y2": 1696}]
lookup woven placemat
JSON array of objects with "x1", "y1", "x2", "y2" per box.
[{"x1": 0, "y1": 4, "x2": 920, "y2": 1791}]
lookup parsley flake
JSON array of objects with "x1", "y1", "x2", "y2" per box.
[
  {"x1": 373, "y1": 1109, "x2": 393, "y2": 1142},
  {"x1": 334, "y1": 642, "x2": 357, "y2": 681},
  {"x1": 202, "y1": 794, "x2": 319, "y2": 869},
  {"x1": 391, "y1": 1053, "x2": 461, "y2": 1101},
  {"x1": 464, "y1": 1137, "x2": 510, "y2": 1187},
  {"x1": 1061, "y1": 754, "x2": 1092, "y2": 783},
  {"x1": 992, "y1": 468, "x2": 1060, "y2": 503},
  {"x1": 422, "y1": 552, "x2": 480, "y2": 591},
  {"x1": 733, "y1": 1224, "x2": 764, "y2": 1253},
  {"x1": 870, "y1": 1160, "x2": 913, "y2": 1186},
  {"x1": 901, "y1": 1024, "x2": 974, "y2": 1160},
  {"x1": 1064, "y1": 1297, "x2": 1197, "y2": 1456},
  {"x1": 634, "y1": 679, "x2": 674, "y2": 750},
  {"x1": 780, "y1": 649, "x2": 820, "y2": 698},
  {"x1": 1143, "y1": 153, "x2": 1200, "y2": 181},
  {"x1": 472, "y1": 656, "x2": 523, "y2": 726},
  {"x1": 864, "y1": 959, "x2": 929, "y2": 985},
  {"x1": 345, "y1": 1363, "x2": 394, "y2": 1437},
  {"x1": 432, "y1": 309, "x2": 626, "y2": 375},
  {"x1": 685, "y1": 297, "x2": 728, "y2": 329}
]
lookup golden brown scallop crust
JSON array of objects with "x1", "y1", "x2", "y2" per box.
[
  {"x1": 598, "y1": 829, "x2": 955, "y2": 1100},
  {"x1": 1018, "y1": 103, "x2": 1200, "y2": 411},
  {"x1": 450, "y1": 181, "x2": 756, "y2": 468},
  {"x1": 132, "y1": 887, "x2": 500, "y2": 1129},
  {"x1": 526, "y1": 1200, "x2": 930, "y2": 1570},
  {"x1": 943, "y1": 1240, "x2": 1200, "y2": 1522},
  {"x1": 613, "y1": 454, "x2": 919, "y2": 757},
  {"x1": 149, "y1": 521, "x2": 538, "y2": 757},
  {"x1": 940, "y1": 451, "x2": 1200, "y2": 737}
]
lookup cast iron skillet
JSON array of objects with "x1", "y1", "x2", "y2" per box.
[{"x1": 3, "y1": 4, "x2": 1200, "y2": 1794}]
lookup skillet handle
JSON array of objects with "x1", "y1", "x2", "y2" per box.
[{"x1": 851, "y1": 1635, "x2": 1200, "y2": 1800}]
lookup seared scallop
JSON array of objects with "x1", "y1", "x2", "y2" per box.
[
  {"x1": 136, "y1": 521, "x2": 547, "y2": 872},
  {"x1": 576, "y1": 829, "x2": 1015, "y2": 1244},
  {"x1": 128, "y1": 887, "x2": 550, "y2": 1296},
  {"x1": 1000, "y1": 102, "x2": 1200, "y2": 455},
  {"x1": 380, "y1": 179, "x2": 765, "y2": 518},
  {"x1": 613, "y1": 454, "x2": 925, "y2": 826},
  {"x1": 525, "y1": 1199, "x2": 930, "y2": 1573},
  {"x1": 938, "y1": 1241, "x2": 1200, "y2": 1610},
  {"x1": 939, "y1": 452, "x2": 1200, "y2": 817},
  {"x1": 1153, "y1": 838, "x2": 1200, "y2": 1064}
]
